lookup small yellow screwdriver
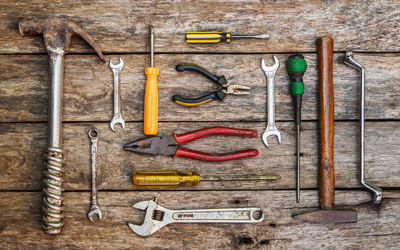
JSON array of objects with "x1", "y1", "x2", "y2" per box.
[
  {"x1": 185, "y1": 31, "x2": 270, "y2": 43},
  {"x1": 133, "y1": 170, "x2": 281, "y2": 187}
]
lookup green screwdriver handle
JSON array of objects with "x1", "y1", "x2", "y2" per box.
[{"x1": 286, "y1": 54, "x2": 307, "y2": 125}]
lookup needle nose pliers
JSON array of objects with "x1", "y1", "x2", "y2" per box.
[
  {"x1": 123, "y1": 126, "x2": 259, "y2": 162},
  {"x1": 172, "y1": 64, "x2": 250, "y2": 106}
]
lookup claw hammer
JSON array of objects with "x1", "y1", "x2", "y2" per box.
[{"x1": 19, "y1": 18, "x2": 105, "y2": 234}]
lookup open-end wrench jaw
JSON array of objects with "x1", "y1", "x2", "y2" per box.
[
  {"x1": 110, "y1": 117, "x2": 125, "y2": 131},
  {"x1": 109, "y1": 57, "x2": 124, "y2": 69},
  {"x1": 262, "y1": 128, "x2": 282, "y2": 148},
  {"x1": 88, "y1": 205, "x2": 103, "y2": 222},
  {"x1": 261, "y1": 56, "x2": 280, "y2": 76}
]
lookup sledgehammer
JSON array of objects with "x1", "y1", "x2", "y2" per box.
[{"x1": 294, "y1": 37, "x2": 357, "y2": 224}]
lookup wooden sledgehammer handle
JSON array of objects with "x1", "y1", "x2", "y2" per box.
[{"x1": 318, "y1": 36, "x2": 335, "y2": 210}]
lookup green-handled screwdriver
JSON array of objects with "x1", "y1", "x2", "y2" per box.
[{"x1": 286, "y1": 53, "x2": 307, "y2": 203}]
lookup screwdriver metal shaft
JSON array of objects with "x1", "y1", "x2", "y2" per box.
[{"x1": 231, "y1": 34, "x2": 270, "y2": 39}]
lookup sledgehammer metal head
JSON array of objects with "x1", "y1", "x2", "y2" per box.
[
  {"x1": 19, "y1": 17, "x2": 105, "y2": 234},
  {"x1": 294, "y1": 37, "x2": 357, "y2": 224}
]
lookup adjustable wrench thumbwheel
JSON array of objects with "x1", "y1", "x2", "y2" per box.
[
  {"x1": 261, "y1": 56, "x2": 281, "y2": 147},
  {"x1": 87, "y1": 128, "x2": 102, "y2": 222},
  {"x1": 109, "y1": 57, "x2": 125, "y2": 131}
]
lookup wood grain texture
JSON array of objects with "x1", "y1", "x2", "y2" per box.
[
  {"x1": 0, "y1": 121, "x2": 398, "y2": 191},
  {"x1": 1, "y1": 0, "x2": 400, "y2": 53},
  {"x1": 0, "y1": 53, "x2": 399, "y2": 123},
  {"x1": 0, "y1": 0, "x2": 399, "y2": 247},
  {"x1": 0, "y1": 191, "x2": 399, "y2": 249},
  {"x1": 318, "y1": 36, "x2": 335, "y2": 210}
]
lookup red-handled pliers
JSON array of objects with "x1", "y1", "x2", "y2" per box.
[{"x1": 123, "y1": 127, "x2": 259, "y2": 162}]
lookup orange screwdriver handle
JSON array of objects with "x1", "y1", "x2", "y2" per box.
[{"x1": 144, "y1": 67, "x2": 159, "y2": 135}]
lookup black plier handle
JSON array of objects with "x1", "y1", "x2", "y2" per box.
[{"x1": 173, "y1": 64, "x2": 228, "y2": 106}]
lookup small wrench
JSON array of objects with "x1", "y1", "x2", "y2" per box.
[
  {"x1": 109, "y1": 57, "x2": 125, "y2": 131},
  {"x1": 128, "y1": 197, "x2": 264, "y2": 237},
  {"x1": 261, "y1": 56, "x2": 281, "y2": 147},
  {"x1": 87, "y1": 128, "x2": 102, "y2": 222}
]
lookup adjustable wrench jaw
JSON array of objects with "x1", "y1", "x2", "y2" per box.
[{"x1": 129, "y1": 199, "x2": 169, "y2": 237}]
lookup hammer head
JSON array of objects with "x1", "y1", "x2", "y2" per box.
[
  {"x1": 19, "y1": 18, "x2": 105, "y2": 61},
  {"x1": 294, "y1": 210, "x2": 357, "y2": 224}
]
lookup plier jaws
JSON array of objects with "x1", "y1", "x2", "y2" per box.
[
  {"x1": 223, "y1": 84, "x2": 251, "y2": 95},
  {"x1": 123, "y1": 135, "x2": 177, "y2": 156},
  {"x1": 123, "y1": 127, "x2": 259, "y2": 162}
]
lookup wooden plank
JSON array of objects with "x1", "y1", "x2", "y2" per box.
[
  {"x1": 1, "y1": 0, "x2": 400, "y2": 53},
  {"x1": 0, "y1": 190, "x2": 399, "y2": 249},
  {"x1": 0, "y1": 121, "x2": 398, "y2": 191},
  {"x1": 0, "y1": 53, "x2": 399, "y2": 122}
]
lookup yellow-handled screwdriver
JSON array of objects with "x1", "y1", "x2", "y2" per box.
[
  {"x1": 144, "y1": 25, "x2": 159, "y2": 135},
  {"x1": 185, "y1": 31, "x2": 270, "y2": 43},
  {"x1": 133, "y1": 170, "x2": 281, "y2": 187}
]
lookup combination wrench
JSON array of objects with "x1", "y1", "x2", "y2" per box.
[
  {"x1": 128, "y1": 197, "x2": 264, "y2": 236},
  {"x1": 87, "y1": 128, "x2": 102, "y2": 222},
  {"x1": 109, "y1": 57, "x2": 125, "y2": 131},
  {"x1": 261, "y1": 56, "x2": 281, "y2": 147}
]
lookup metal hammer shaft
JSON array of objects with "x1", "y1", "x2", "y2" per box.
[
  {"x1": 49, "y1": 54, "x2": 64, "y2": 148},
  {"x1": 19, "y1": 18, "x2": 105, "y2": 234},
  {"x1": 318, "y1": 37, "x2": 335, "y2": 210}
]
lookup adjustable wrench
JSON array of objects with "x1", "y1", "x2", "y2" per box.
[
  {"x1": 128, "y1": 197, "x2": 264, "y2": 237},
  {"x1": 261, "y1": 56, "x2": 281, "y2": 147},
  {"x1": 87, "y1": 128, "x2": 102, "y2": 222},
  {"x1": 109, "y1": 57, "x2": 125, "y2": 131}
]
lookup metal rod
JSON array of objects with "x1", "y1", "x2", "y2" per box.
[
  {"x1": 201, "y1": 174, "x2": 280, "y2": 181},
  {"x1": 344, "y1": 50, "x2": 382, "y2": 204},
  {"x1": 231, "y1": 34, "x2": 270, "y2": 39},
  {"x1": 150, "y1": 25, "x2": 154, "y2": 67},
  {"x1": 296, "y1": 124, "x2": 300, "y2": 203},
  {"x1": 49, "y1": 52, "x2": 64, "y2": 148}
]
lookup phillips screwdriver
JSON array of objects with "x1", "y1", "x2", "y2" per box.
[
  {"x1": 144, "y1": 25, "x2": 159, "y2": 135},
  {"x1": 133, "y1": 170, "x2": 281, "y2": 187},
  {"x1": 185, "y1": 31, "x2": 270, "y2": 43},
  {"x1": 286, "y1": 53, "x2": 307, "y2": 203}
]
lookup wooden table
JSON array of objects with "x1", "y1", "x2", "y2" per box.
[{"x1": 1, "y1": 1, "x2": 399, "y2": 249}]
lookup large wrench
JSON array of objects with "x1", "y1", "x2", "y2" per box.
[
  {"x1": 128, "y1": 197, "x2": 264, "y2": 237},
  {"x1": 109, "y1": 57, "x2": 125, "y2": 131},
  {"x1": 261, "y1": 56, "x2": 281, "y2": 147},
  {"x1": 87, "y1": 128, "x2": 102, "y2": 222}
]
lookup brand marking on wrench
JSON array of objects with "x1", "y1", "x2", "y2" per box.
[
  {"x1": 261, "y1": 56, "x2": 281, "y2": 147},
  {"x1": 109, "y1": 57, "x2": 125, "y2": 131},
  {"x1": 87, "y1": 128, "x2": 102, "y2": 222},
  {"x1": 128, "y1": 197, "x2": 264, "y2": 236}
]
